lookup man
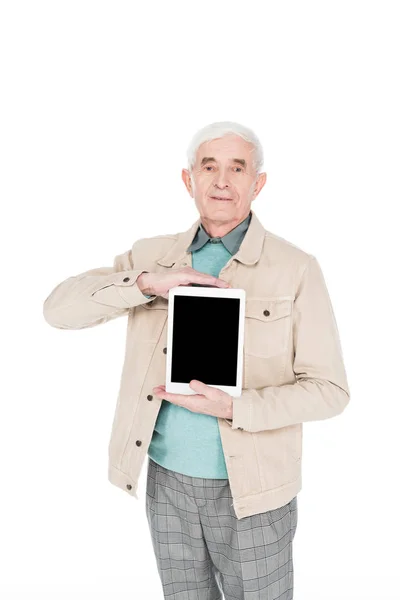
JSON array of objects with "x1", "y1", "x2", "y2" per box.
[{"x1": 43, "y1": 121, "x2": 350, "y2": 599}]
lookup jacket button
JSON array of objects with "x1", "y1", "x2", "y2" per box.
[
  {"x1": 123, "y1": 277, "x2": 130, "y2": 282},
  {"x1": 126, "y1": 484, "x2": 132, "y2": 490},
  {"x1": 263, "y1": 309, "x2": 270, "y2": 316},
  {"x1": 147, "y1": 394, "x2": 153, "y2": 401},
  {"x1": 163, "y1": 347, "x2": 167, "y2": 354},
  {"x1": 136, "y1": 440, "x2": 142, "y2": 446}
]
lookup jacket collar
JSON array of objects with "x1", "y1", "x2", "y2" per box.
[
  {"x1": 157, "y1": 208, "x2": 266, "y2": 267},
  {"x1": 187, "y1": 211, "x2": 252, "y2": 255}
]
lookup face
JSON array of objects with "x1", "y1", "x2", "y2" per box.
[{"x1": 182, "y1": 134, "x2": 266, "y2": 226}]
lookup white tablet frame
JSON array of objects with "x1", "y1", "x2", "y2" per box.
[{"x1": 165, "y1": 285, "x2": 246, "y2": 397}]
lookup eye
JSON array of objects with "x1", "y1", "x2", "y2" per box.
[
  {"x1": 233, "y1": 167, "x2": 243, "y2": 172},
  {"x1": 204, "y1": 165, "x2": 214, "y2": 171}
]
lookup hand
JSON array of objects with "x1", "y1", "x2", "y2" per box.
[
  {"x1": 137, "y1": 267, "x2": 231, "y2": 299},
  {"x1": 152, "y1": 380, "x2": 233, "y2": 419}
]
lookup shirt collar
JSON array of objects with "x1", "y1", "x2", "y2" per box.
[{"x1": 187, "y1": 211, "x2": 252, "y2": 255}]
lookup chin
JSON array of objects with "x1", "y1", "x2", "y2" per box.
[{"x1": 208, "y1": 202, "x2": 235, "y2": 209}]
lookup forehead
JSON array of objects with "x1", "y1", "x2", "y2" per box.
[{"x1": 195, "y1": 134, "x2": 254, "y2": 162}]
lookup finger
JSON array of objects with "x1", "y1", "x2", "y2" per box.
[
  {"x1": 189, "y1": 380, "x2": 216, "y2": 397},
  {"x1": 199, "y1": 275, "x2": 230, "y2": 287},
  {"x1": 187, "y1": 272, "x2": 229, "y2": 287},
  {"x1": 153, "y1": 387, "x2": 205, "y2": 404}
]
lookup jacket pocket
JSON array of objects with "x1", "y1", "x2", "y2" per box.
[
  {"x1": 136, "y1": 296, "x2": 169, "y2": 342},
  {"x1": 227, "y1": 454, "x2": 260, "y2": 499},
  {"x1": 244, "y1": 296, "x2": 293, "y2": 358},
  {"x1": 286, "y1": 423, "x2": 302, "y2": 462}
]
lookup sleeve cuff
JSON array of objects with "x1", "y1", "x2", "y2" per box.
[
  {"x1": 91, "y1": 270, "x2": 156, "y2": 308},
  {"x1": 224, "y1": 391, "x2": 254, "y2": 431}
]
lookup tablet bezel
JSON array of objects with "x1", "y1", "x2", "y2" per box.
[{"x1": 165, "y1": 285, "x2": 246, "y2": 397}]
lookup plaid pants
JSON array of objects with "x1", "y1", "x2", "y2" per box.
[{"x1": 145, "y1": 457, "x2": 298, "y2": 600}]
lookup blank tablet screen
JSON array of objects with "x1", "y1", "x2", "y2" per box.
[{"x1": 171, "y1": 295, "x2": 240, "y2": 386}]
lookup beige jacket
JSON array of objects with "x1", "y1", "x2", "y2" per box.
[{"x1": 43, "y1": 209, "x2": 350, "y2": 520}]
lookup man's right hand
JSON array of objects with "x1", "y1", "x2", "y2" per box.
[{"x1": 137, "y1": 267, "x2": 231, "y2": 299}]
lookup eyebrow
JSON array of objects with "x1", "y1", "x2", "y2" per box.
[{"x1": 200, "y1": 157, "x2": 247, "y2": 168}]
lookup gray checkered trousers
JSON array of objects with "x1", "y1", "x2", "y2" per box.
[{"x1": 146, "y1": 457, "x2": 298, "y2": 600}]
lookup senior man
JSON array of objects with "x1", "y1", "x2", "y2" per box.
[{"x1": 43, "y1": 121, "x2": 350, "y2": 600}]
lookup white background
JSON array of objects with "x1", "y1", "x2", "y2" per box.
[{"x1": 1, "y1": 1, "x2": 399, "y2": 598}]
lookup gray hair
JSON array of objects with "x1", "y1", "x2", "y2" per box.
[{"x1": 186, "y1": 121, "x2": 264, "y2": 174}]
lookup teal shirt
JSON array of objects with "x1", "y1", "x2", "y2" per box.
[{"x1": 147, "y1": 212, "x2": 252, "y2": 478}]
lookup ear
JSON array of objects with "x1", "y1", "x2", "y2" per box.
[
  {"x1": 182, "y1": 168, "x2": 194, "y2": 197},
  {"x1": 253, "y1": 172, "x2": 267, "y2": 198}
]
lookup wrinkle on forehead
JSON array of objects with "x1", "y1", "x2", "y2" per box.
[{"x1": 196, "y1": 135, "x2": 257, "y2": 172}]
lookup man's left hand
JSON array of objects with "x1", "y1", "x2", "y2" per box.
[{"x1": 152, "y1": 380, "x2": 233, "y2": 420}]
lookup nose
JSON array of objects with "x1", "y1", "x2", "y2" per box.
[{"x1": 213, "y1": 170, "x2": 230, "y2": 189}]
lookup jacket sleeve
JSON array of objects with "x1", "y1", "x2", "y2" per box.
[
  {"x1": 43, "y1": 242, "x2": 156, "y2": 330},
  {"x1": 228, "y1": 255, "x2": 350, "y2": 432}
]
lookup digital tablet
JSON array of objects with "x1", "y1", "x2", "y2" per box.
[{"x1": 165, "y1": 285, "x2": 246, "y2": 397}]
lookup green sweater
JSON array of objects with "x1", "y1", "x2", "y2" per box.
[{"x1": 147, "y1": 212, "x2": 251, "y2": 477}]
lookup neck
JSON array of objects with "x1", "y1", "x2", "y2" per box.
[{"x1": 200, "y1": 212, "x2": 249, "y2": 238}]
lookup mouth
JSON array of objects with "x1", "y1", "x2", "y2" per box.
[{"x1": 210, "y1": 196, "x2": 233, "y2": 201}]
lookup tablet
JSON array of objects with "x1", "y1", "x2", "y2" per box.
[{"x1": 165, "y1": 285, "x2": 246, "y2": 397}]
